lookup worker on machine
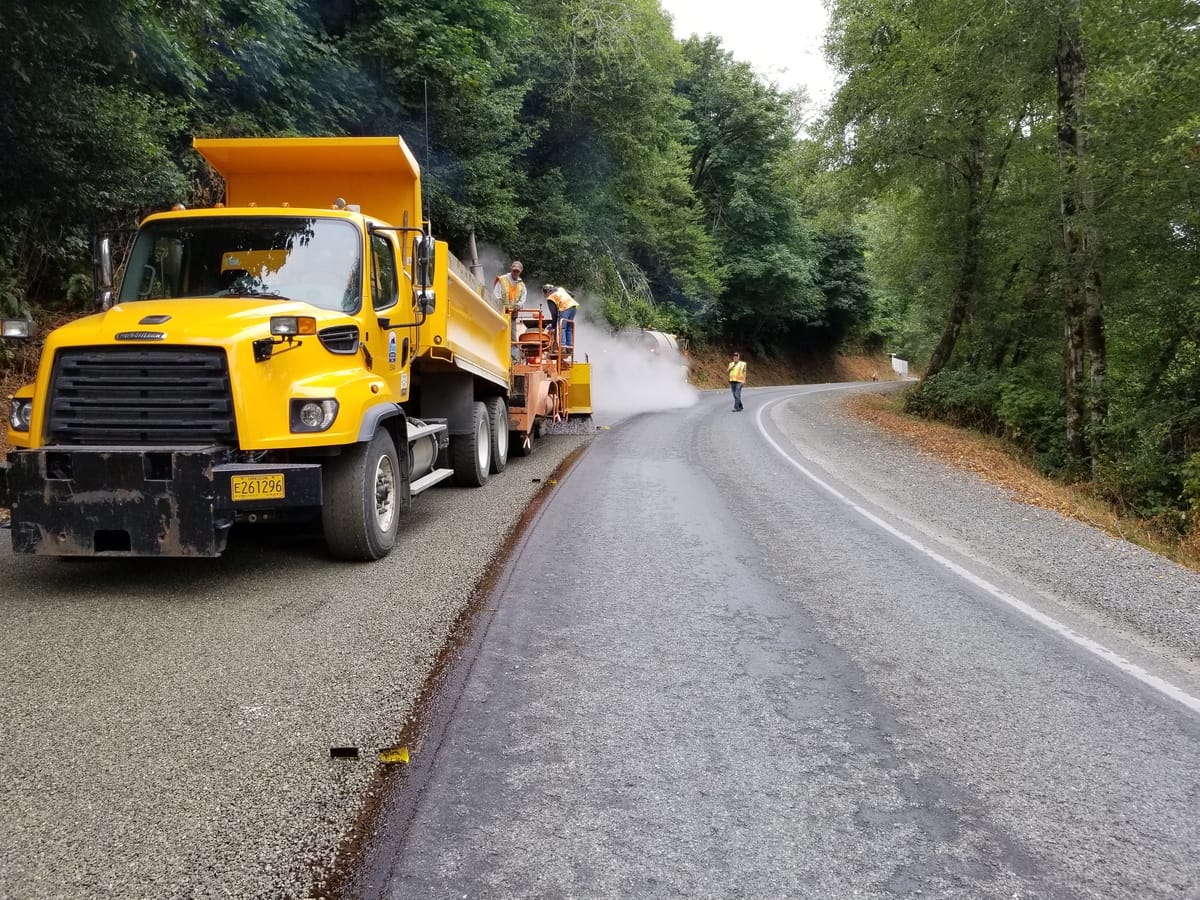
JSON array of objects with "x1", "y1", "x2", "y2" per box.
[
  {"x1": 541, "y1": 283, "x2": 579, "y2": 358},
  {"x1": 493, "y1": 260, "x2": 527, "y2": 362}
]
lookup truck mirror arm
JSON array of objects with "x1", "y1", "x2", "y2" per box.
[
  {"x1": 252, "y1": 337, "x2": 304, "y2": 363},
  {"x1": 377, "y1": 305, "x2": 430, "y2": 331}
]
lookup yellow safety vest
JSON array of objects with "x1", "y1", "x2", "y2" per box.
[
  {"x1": 493, "y1": 273, "x2": 526, "y2": 313},
  {"x1": 547, "y1": 287, "x2": 579, "y2": 312},
  {"x1": 728, "y1": 360, "x2": 747, "y2": 383}
]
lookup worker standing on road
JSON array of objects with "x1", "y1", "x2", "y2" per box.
[
  {"x1": 542, "y1": 284, "x2": 579, "y2": 356},
  {"x1": 493, "y1": 260, "x2": 527, "y2": 362},
  {"x1": 728, "y1": 351, "x2": 747, "y2": 412}
]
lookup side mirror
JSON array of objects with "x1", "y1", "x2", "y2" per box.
[
  {"x1": 93, "y1": 235, "x2": 114, "y2": 311},
  {"x1": 412, "y1": 233, "x2": 436, "y2": 315},
  {"x1": 413, "y1": 234, "x2": 435, "y2": 290}
]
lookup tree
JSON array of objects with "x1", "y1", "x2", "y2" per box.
[
  {"x1": 678, "y1": 36, "x2": 823, "y2": 348},
  {"x1": 512, "y1": 0, "x2": 721, "y2": 315},
  {"x1": 338, "y1": 0, "x2": 531, "y2": 247},
  {"x1": 823, "y1": 0, "x2": 1053, "y2": 376}
]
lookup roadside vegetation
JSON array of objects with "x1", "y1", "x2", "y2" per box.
[{"x1": 2, "y1": 1, "x2": 1198, "y2": 561}]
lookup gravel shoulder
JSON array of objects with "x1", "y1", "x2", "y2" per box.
[
  {"x1": 0, "y1": 434, "x2": 590, "y2": 899},
  {"x1": 774, "y1": 383, "x2": 1200, "y2": 674}
]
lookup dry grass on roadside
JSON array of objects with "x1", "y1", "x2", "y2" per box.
[
  {"x1": 688, "y1": 348, "x2": 900, "y2": 391},
  {"x1": 843, "y1": 390, "x2": 1200, "y2": 573}
]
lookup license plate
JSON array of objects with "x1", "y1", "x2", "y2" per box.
[{"x1": 230, "y1": 473, "x2": 285, "y2": 501}]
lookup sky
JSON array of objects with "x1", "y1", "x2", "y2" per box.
[{"x1": 658, "y1": 0, "x2": 837, "y2": 109}]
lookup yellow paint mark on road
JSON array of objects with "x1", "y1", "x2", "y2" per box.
[{"x1": 378, "y1": 746, "x2": 410, "y2": 764}]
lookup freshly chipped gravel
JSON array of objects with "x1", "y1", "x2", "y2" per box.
[{"x1": 0, "y1": 435, "x2": 589, "y2": 899}]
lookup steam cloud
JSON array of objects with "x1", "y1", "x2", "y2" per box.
[{"x1": 573, "y1": 316, "x2": 699, "y2": 424}]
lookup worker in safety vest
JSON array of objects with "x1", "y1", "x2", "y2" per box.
[
  {"x1": 728, "y1": 351, "x2": 747, "y2": 412},
  {"x1": 541, "y1": 283, "x2": 579, "y2": 355},
  {"x1": 493, "y1": 260, "x2": 527, "y2": 361}
]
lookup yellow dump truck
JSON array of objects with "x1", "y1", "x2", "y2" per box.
[{"x1": 0, "y1": 136, "x2": 590, "y2": 559}]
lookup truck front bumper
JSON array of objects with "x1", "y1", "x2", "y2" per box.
[{"x1": 4, "y1": 446, "x2": 322, "y2": 557}]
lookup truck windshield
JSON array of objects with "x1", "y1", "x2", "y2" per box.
[{"x1": 118, "y1": 216, "x2": 363, "y2": 312}]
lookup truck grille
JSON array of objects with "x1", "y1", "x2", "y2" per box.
[{"x1": 48, "y1": 347, "x2": 236, "y2": 446}]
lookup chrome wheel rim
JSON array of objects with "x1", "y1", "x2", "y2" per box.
[{"x1": 374, "y1": 453, "x2": 396, "y2": 533}]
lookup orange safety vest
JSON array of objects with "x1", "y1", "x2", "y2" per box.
[
  {"x1": 546, "y1": 287, "x2": 578, "y2": 312},
  {"x1": 728, "y1": 360, "x2": 747, "y2": 383},
  {"x1": 493, "y1": 273, "x2": 527, "y2": 314}
]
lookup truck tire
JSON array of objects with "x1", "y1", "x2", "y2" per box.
[
  {"x1": 486, "y1": 396, "x2": 509, "y2": 474},
  {"x1": 450, "y1": 400, "x2": 490, "y2": 487},
  {"x1": 321, "y1": 428, "x2": 400, "y2": 561}
]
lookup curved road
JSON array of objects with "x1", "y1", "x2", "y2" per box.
[{"x1": 345, "y1": 383, "x2": 1200, "y2": 899}]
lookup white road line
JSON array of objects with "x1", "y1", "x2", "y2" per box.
[{"x1": 755, "y1": 395, "x2": 1200, "y2": 717}]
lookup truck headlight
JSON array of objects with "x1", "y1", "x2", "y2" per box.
[
  {"x1": 9, "y1": 398, "x2": 32, "y2": 432},
  {"x1": 290, "y1": 398, "x2": 339, "y2": 433},
  {"x1": 270, "y1": 316, "x2": 316, "y2": 336},
  {"x1": 1, "y1": 319, "x2": 34, "y2": 340}
]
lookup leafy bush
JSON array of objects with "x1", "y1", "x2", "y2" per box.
[
  {"x1": 906, "y1": 367, "x2": 1067, "y2": 473},
  {"x1": 994, "y1": 375, "x2": 1066, "y2": 472},
  {"x1": 904, "y1": 370, "x2": 1003, "y2": 433},
  {"x1": 1094, "y1": 424, "x2": 1186, "y2": 524},
  {"x1": 1180, "y1": 452, "x2": 1200, "y2": 532}
]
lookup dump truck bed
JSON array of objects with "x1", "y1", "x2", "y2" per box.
[{"x1": 194, "y1": 137, "x2": 422, "y2": 227}]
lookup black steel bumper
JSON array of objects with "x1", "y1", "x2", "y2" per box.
[{"x1": 4, "y1": 446, "x2": 322, "y2": 557}]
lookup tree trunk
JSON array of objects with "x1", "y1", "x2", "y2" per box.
[
  {"x1": 1057, "y1": 3, "x2": 1091, "y2": 473},
  {"x1": 1083, "y1": 224, "x2": 1107, "y2": 452},
  {"x1": 995, "y1": 254, "x2": 1052, "y2": 369},
  {"x1": 1063, "y1": 283, "x2": 1089, "y2": 469},
  {"x1": 925, "y1": 126, "x2": 985, "y2": 379}
]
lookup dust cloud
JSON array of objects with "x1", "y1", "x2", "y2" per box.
[{"x1": 573, "y1": 314, "x2": 699, "y2": 425}]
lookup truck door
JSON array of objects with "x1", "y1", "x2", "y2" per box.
[{"x1": 369, "y1": 231, "x2": 415, "y2": 398}]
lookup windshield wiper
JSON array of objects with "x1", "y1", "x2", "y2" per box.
[{"x1": 227, "y1": 288, "x2": 292, "y2": 300}]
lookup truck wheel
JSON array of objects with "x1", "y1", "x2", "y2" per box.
[
  {"x1": 486, "y1": 396, "x2": 509, "y2": 474},
  {"x1": 450, "y1": 400, "x2": 490, "y2": 487},
  {"x1": 322, "y1": 428, "x2": 400, "y2": 561}
]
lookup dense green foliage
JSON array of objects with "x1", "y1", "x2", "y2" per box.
[
  {"x1": 0, "y1": 0, "x2": 866, "y2": 356},
  {"x1": 822, "y1": 0, "x2": 1200, "y2": 531}
]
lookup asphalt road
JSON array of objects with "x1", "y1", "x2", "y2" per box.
[
  {"x1": 0, "y1": 435, "x2": 590, "y2": 899},
  {"x1": 343, "y1": 383, "x2": 1200, "y2": 899},
  {"x1": 6, "y1": 381, "x2": 1200, "y2": 899}
]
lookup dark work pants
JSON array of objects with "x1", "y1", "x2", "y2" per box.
[
  {"x1": 730, "y1": 380, "x2": 743, "y2": 410},
  {"x1": 549, "y1": 306, "x2": 576, "y2": 351}
]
